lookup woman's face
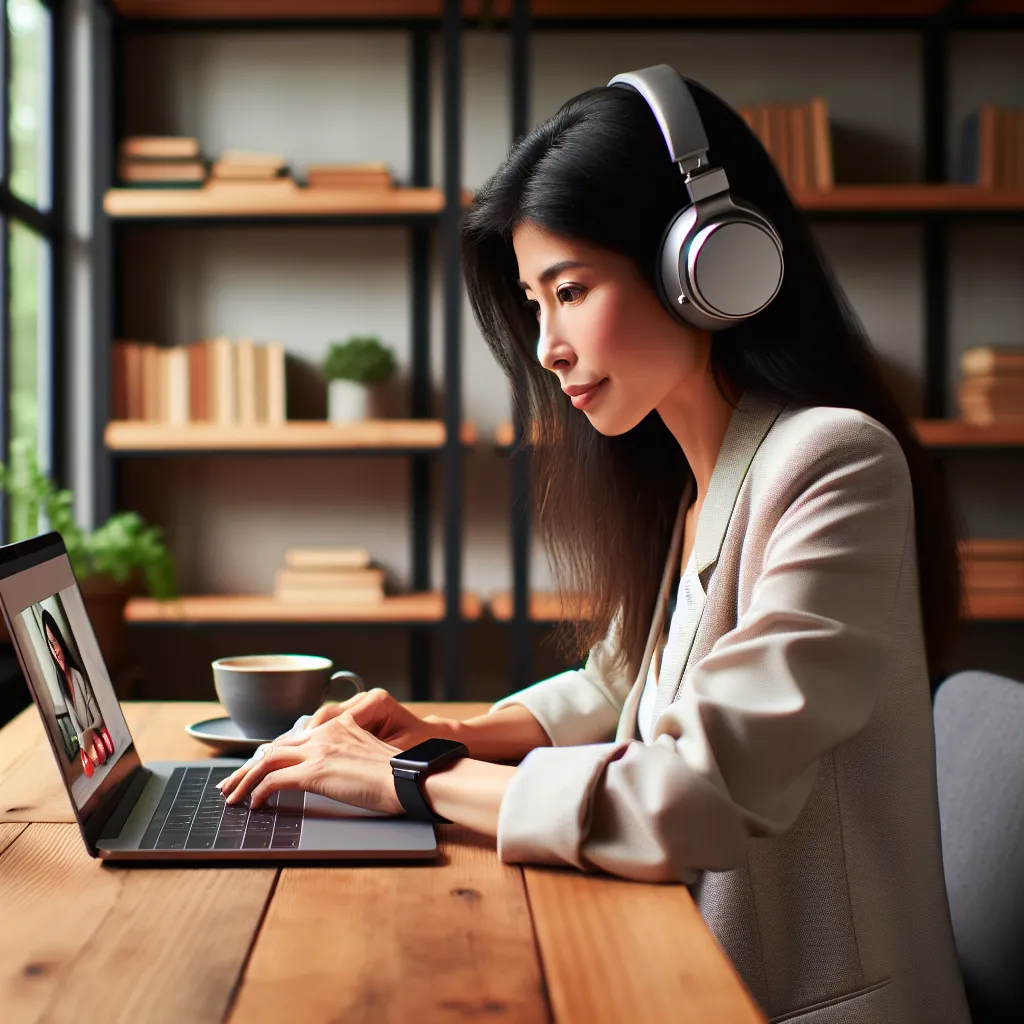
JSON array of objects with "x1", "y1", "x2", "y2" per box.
[
  {"x1": 512, "y1": 220, "x2": 710, "y2": 436},
  {"x1": 45, "y1": 624, "x2": 65, "y2": 670}
]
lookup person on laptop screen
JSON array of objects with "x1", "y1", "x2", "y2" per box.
[{"x1": 40, "y1": 606, "x2": 115, "y2": 778}]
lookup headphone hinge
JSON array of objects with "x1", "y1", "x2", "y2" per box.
[{"x1": 685, "y1": 166, "x2": 729, "y2": 204}]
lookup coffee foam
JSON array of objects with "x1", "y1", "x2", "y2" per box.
[{"x1": 214, "y1": 654, "x2": 331, "y2": 672}]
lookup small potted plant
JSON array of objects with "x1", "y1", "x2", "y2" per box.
[
  {"x1": 0, "y1": 443, "x2": 177, "y2": 676},
  {"x1": 322, "y1": 334, "x2": 397, "y2": 423}
]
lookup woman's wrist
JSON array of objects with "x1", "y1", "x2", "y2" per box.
[
  {"x1": 439, "y1": 705, "x2": 552, "y2": 763},
  {"x1": 421, "y1": 757, "x2": 517, "y2": 837}
]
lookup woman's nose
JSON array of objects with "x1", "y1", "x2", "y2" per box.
[{"x1": 536, "y1": 326, "x2": 574, "y2": 374}]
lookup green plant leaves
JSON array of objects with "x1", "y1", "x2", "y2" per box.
[
  {"x1": 322, "y1": 335, "x2": 397, "y2": 384},
  {"x1": 0, "y1": 447, "x2": 178, "y2": 600}
]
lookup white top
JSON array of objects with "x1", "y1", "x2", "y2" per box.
[{"x1": 637, "y1": 545, "x2": 699, "y2": 743}]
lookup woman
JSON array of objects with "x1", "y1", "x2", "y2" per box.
[
  {"x1": 221, "y1": 69, "x2": 970, "y2": 1022},
  {"x1": 41, "y1": 608, "x2": 114, "y2": 778}
]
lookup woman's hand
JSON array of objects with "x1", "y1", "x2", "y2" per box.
[
  {"x1": 295, "y1": 687, "x2": 462, "y2": 752},
  {"x1": 216, "y1": 705, "x2": 405, "y2": 814}
]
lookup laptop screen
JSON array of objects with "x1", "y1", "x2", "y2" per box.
[{"x1": 0, "y1": 532, "x2": 137, "y2": 825}]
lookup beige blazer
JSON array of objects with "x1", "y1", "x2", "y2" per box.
[{"x1": 489, "y1": 387, "x2": 970, "y2": 1024}]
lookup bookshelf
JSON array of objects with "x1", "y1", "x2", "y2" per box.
[
  {"x1": 103, "y1": 185, "x2": 447, "y2": 220},
  {"x1": 125, "y1": 592, "x2": 484, "y2": 625},
  {"x1": 495, "y1": 3, "x2": 1024, "y2": 694},
  {"x1": 93, "y1": 0, "x2": 468, "y2": 699},
  {"x1": 105, "y1": 420, "x2": 478, "y2": 453},
  {"x1": 495, "y1": 418, "x2": 1024, "y2": 451}
]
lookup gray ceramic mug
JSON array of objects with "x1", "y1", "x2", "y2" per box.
[{"x1": 211, "y1": 653, "x2": 366, "y2": 739}]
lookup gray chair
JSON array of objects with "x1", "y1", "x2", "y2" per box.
[{"x1": 933, "y1": 669, "x2": 1024, "y2": 1023}]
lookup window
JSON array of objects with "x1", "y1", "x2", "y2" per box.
[{"x1": 1, "y1": 0, "x2": 56, "y2": 543}]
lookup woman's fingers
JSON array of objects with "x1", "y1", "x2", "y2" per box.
[
  {"x1": 222, "y1": 744, "x2": 307, "y2": 804},
  {"x1": 247, "y1": 764, "x2": 311, "y2": 810}
]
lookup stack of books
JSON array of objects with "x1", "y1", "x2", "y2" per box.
[
  {"x1": 304, "y1": 162, "x2": 393, "y2": 190},
  {"x1": 959, "y1": 539, "x2": 1024, "y2": 596},
  {"x1": 111, "y1": 337, "x2": 286, "y2": 426},
  {"x1": 955, "y1": 106, "x2": 1024, "y2": 187},
  {"x1": 274, "y1": 548, "x2": 386, "y2": 605},
  {"x1": 737, "y1": 98, "x2": 833, "y2": 191},
  {"x1": 957, "y1": 346, "x2": 1024, "y2": 425},
  {"x1": 117, "y1": 136, "x2": 206, "y2": 186},
  {"x1": 208, "y1": 151, "x2": 296, "y2": 193}
]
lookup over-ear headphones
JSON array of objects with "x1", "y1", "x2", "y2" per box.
[{"x1": 608, "y1": 65, "x2": 784, "y2": 331}]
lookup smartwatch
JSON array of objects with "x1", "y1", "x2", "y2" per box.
[{"x1": 389, "y1": 737, "x2": 469, "y2": 824}]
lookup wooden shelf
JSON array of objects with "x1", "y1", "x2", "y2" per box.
[
  {"x1": 110, "y1": 2, "x2": 970, "y2": 22},
  {"x1": 963, "y1": 591, "x2": 1024, "y2": 621},
  {"x1": 103, "y1": 185, "x2": 448, "y2": 220},
  {"x1": 912, "y1": 419, "x2": 1024, "y2": 448},
  {"x1": 495, "y1": 419, "x2": 1024, "y2": 450},
  {"x1": 105, "y1": 419, "x2": 477, "y2": 452},
  {"x1": 126, "y1": 591, "x2": 483, "y2": 624},
  {"x1": 793, "y1": 185, "x2": 1024, "y2": 213},
  {"x1": 103, "y1": 184, "x2": 1024, "y2": 222},
  {"x1": 488, "y1": 591, "x2": 594, "y2": 621}
]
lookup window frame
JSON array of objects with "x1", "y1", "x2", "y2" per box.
[{"x1": 0, "y1": 0, "x2": 63, "y2": 545}]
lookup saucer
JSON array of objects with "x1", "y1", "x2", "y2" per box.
[{"x1": 185, "y1": 716, "x2": 275, "y2": 754}]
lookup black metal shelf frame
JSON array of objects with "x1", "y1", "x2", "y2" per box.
[
  {"x1": 499, "y1": 2, "x2": 1024, "y2": 694},
  {"x1": 90, "y1": 0, "x2": 466, "y2": 700}
]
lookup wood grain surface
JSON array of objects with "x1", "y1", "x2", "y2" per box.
[
  {"x1": 228, "y1": 827, "x2": 548, "y2": 1023},
  {"x1": 0, "y1": 822, "x2": 273, "y2": 1024},
  {"x1": 525, "y1": 866, "x2": 765, "y2": 1023}
]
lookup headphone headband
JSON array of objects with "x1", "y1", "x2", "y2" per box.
[
  {"x1": 605, "y1": 64, "x2": 784, "y2": 331},
  {"x1": 608, "y1": 65, "x2": 709, "y2": 173}
]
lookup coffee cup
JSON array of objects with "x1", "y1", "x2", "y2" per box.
[{"x1": 211, "y1": 653, "x2": 366, "y2": 739}]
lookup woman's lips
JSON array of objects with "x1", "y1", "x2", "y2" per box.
[{"x1": 570, "y1": 379, "x2": 607, "y2": 410}]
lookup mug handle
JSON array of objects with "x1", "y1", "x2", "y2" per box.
[{"x1": 325, "y1": 670, "x2": 367, "y2": 703}]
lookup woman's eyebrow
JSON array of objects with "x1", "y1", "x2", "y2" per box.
[{"x1": 516, "y1": 259, "x2": 589, "y2": 291}]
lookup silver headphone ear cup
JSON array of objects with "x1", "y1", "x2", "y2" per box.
[
  {"x1": 659, "y1": 199, "x2": 783, "y2": 330},
  {"x1": 688, "y1": 219, "x2": 783, "y2": 319}
]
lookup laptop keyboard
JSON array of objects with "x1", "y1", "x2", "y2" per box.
[{"x1": 138, "y1": 766, "x2": 305, "y2": 851}]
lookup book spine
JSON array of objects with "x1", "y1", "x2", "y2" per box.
[
  {"x1": 809, "y1": 96, "x2": 833, "y2": 190},
  {"x1": 978, "y1": 106, "x2": 997, "y2": 188},
  {"x1": 235, "y1": 337, "x2": 257, "y2": 426},
  {"x1": 789, "y1": 105, "x2": 809, "y2": 192},
  {"x1": 124, "y1": 342, "x2": 143, "y2": 420},
  {"x1": 264, "y1": 342, "x2": 286, "y2": 425},
  {"x1": 111, "y1": 342, "x2": 130, "y2": 420},
  {"x1": 284, "y1": 548, "x2": 372, "y2": 570},
  {"x1": 140, "y1": 344, "x2": 159, "y2": 422},
  {"x1": 168, "y1": 346, "x2": 190, "y2": 426}
]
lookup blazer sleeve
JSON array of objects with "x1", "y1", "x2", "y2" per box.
[
  {"x1": 486, "y1": 607, "x2": 633, "y2": 747},
  {"x1": 495, "y1": 420, "x2": 915, "y2": 883}
]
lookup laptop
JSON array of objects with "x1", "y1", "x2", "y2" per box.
[{"x1": 0, "y1": 530, "x2": 438, "y2": 862}]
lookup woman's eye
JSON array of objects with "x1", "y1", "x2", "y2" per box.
[
  {"x1": 556, "y1": 284, "x2": 585, "y2": 304},
  {"x1": 523, "y1": 298, "x2": 540, "y2": 321}
]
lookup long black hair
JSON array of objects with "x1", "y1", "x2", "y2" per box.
[
  {"x1": 41, "y1": 606, "x2": 86, "y2": 696},
  {"x1": 462, "y1": 76, "x2": 962, "y2": 688}
]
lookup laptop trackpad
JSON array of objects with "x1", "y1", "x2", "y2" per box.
[
  {"x1": 299, "y1": 793, "x2": 436, "y2": 853},
  {"x1": 302, "y1": 792, "x2": 389, "y2": 819}
]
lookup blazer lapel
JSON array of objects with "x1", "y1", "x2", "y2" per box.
[{"x1": 650, "y1": 387, "x2": 789, "y2": 720}]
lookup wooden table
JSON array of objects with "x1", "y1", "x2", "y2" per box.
[{"x1": 0, "y1": 701, "x2": 766, "y2": 1024}]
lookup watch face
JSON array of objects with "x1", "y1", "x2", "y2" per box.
[{"x1": 392, "y1": 737, "x2": 463, "y2": 769}]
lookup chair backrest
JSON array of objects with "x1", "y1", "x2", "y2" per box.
[{"x1": 933, "y1": 669, "x2": 1024, "y2": 1022}]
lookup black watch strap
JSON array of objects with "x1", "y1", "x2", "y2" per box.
[{"x1": 392, "y1": 771, "x2": 453, "y2": 824}]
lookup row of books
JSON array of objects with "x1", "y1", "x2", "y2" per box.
[
  {"x1": 959, "y1": 539, "x2": 1024, "y2": 592},
  {"x1": 955, "y1": 107, "x2": 1024, "y2": 188},
  {"x1": 117, "y1": 136, "x2": 394, "y2": 189},
  {"x1": 737, "y1": 98, "x2": 833, "y2": 191},
  {"x1": 112, "y1": 338, "x2": 286, "y2": 426},
  {"x1": 956, "y1": 346, "x2": 1024, "y2": 426},
  {"x1": 273, "y1": 548, "x2": 386, "y2": 604}
]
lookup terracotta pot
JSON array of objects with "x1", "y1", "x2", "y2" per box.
[{"x1": 78, "y1": 575, "x2": 135, "y2": 677}]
